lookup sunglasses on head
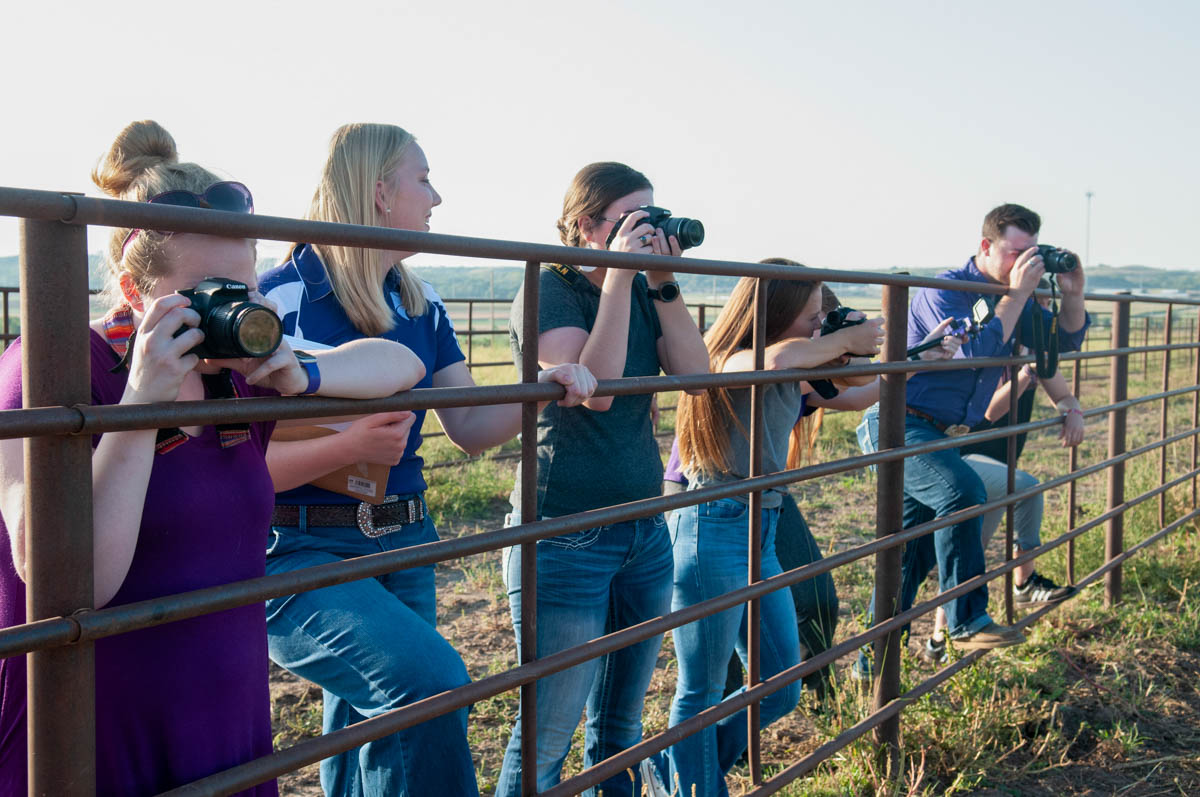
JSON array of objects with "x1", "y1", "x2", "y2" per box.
[{"x1": 121, "y1": 181, "x2": 255, "y2": 256}]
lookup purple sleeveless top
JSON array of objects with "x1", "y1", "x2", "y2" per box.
[{"x1": 0, "y1": 331, "x2": 278, "y2": 796}]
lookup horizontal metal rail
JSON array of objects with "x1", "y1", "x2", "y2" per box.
[
  {"x1": 0, "y1": 343, "x2": 1195, "y2": 442},
  {"x1": 2, "y1": 187, "x2": 1196, "y2": 797},
  {"x1": 1, "y1": 381, "x2": 1194, "y2": 662}
]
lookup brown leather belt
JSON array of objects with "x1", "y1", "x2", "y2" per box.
[
  {"x1": 906, "y1": 407, "x2": 970, "y2": 437},
  {"x1": 272, "y1": 495, "x2": 426, "y2": 538}
]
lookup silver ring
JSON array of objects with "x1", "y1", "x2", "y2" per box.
[{"x1": 640, "y1": 234, "x2": 652, "y2": 244}]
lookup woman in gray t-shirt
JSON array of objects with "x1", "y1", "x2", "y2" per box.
[
  {"x1": 497, "y1": 162, "x2": 710, "y2": 797},
  {"x1": 659, "y1": 271, "x2": 884, "y2": 797}
]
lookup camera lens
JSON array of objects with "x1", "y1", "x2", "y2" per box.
[
  {"x1": 1037, "y1": 244, "x2": 1078, "y2": 274},
  {"x1": 665, "y1": 218, "x2": 705, "y2": 250},
  {"x1": 204, "y1": 302, "x2": 282, "y2": 358},
  {"x1": 1051, "y1": 250, "x2": 1079, "y2": 273},
  {"x1": 232, "y1": 306, "x2": 283, "y2": 358}
]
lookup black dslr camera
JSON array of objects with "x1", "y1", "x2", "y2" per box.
[
  {"x1": 810, "y1": 306, "x2": 869, "y2": 399},
  {"x1": 1036, "y1": 244, "x2": 1079, "y2": 274},
  {"x1": 604, "y1": 205, "x2": 705, "y2": 251},
  {"x1": 820, "y1": 307, "x2": 873, "y2": 355},
  {"x1": 175, "y1": 278, "x2": 283, "y2": 359}
]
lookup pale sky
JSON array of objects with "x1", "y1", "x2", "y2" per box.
[{"x1": 3, "y1": 0, "x2": 1197, "y2": 273}]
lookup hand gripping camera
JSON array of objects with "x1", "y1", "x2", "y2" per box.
[
  {"x1": 175, "y1": 278, "x2": 283, "y2": 359},
  {"x1": 1036, "y1": 244, "x2": 1079, "y2": 274},
  {"x1": 809, "y1": 306, "x2": 870, "y2": 400},
  {"x1": 604, "y1": 205, "x2": 705, "y2": 251},
  {"x1": 906, "y1": 298, "x2": 995, "y2": 360}
]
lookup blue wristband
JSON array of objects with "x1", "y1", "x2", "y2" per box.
[{"x1": 294, "y1": 351, "x2": 321, "y2": 395}]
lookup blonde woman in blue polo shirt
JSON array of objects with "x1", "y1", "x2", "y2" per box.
[{"x1": 258, "y1": 123, "x2": 595, "y2": 797}]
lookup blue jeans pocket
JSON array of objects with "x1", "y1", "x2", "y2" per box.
[
  {"x1": 700, "y1": 498, "x2": 749, "y2": 522},
  {"x1": 540, "y1": 526, "x2": 603, "y2": 550}
]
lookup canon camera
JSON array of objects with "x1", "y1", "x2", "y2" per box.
[{"x1": 175, "y1": 278, "x2": 283, "y2": 359}]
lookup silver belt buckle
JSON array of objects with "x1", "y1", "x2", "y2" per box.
[
  {"x1": 357, "y1": 494, "x2": 405, "y2": 538},
  {"x1": 945, "y1": 424, "x2": 970, "y2": 437}
]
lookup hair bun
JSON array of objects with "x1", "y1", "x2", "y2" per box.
[{"x1": 91, "y1": 120, "x2": 179, "y2": 197}]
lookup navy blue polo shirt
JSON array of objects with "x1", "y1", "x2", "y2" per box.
[
  {"x1": 905, "y1": 257, "x2": 1089, "y2": 429},
  {"x1": 259, "y1": 244, "x2": 465, "y2": 504}
]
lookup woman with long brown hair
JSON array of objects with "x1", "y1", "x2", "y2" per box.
[{"x1": 660, "y1": 269, "x2": 883, "y2": 797}]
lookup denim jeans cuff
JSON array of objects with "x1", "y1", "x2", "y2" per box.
[{"x1": 948, "y1": 612, "x2": 993, "y2": 639}]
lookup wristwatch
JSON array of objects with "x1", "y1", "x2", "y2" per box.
[
  {"x1": 647, "y1": 281, "x2": 681, "y2": 303},
  {"x1": 294, "y1": 350, "x2": 321, "y2": 396}
]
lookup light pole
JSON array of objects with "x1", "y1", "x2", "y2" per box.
[{"x1": 1085, "y1": 190, "x2": 1094, "y2": 268}]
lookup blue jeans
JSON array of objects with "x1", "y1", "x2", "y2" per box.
[
  {"x1": 264, "y1": 501, "x2": 478, "y2": 797},
  {"x1": 496, "y1": 513, "x2": 673, "y2": 797},
  {"x1": 662, "y1": 498, "x2": 802, "y2": 797},
  {"x1": 857, "y1": 407, "x2": 993, "y2": 651},
  {"x1": 963, "y1": 454, "x2": 1043, "y2": 551}
]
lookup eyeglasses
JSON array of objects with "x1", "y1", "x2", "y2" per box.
[{"x1": 121, "y1": 181, "x2": 255, "y2": 256}]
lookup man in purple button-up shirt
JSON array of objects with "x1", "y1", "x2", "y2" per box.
[{"x1": 857, "y1": 203, "x2": 1089, "y2": 666}]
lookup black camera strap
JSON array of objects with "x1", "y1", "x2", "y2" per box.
[
  {"x1": 542, "y1": 262, "x2": 582, "y2": 288},
  {"x1": 150, "y1": 371, "x2": 250, "y2": 453},
  {"x1": 1031, "y1": 278, "x2": 1060, "y2": 379}
]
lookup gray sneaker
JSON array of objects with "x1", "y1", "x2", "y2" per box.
[
  {"x1": 1014, "y1": 571, "x2": 1075, "y2": 607},
  {"x1": 918, "y1": 635, "x2": 948, "y2": 664},
  {"x1": 951, "y1": 621, "x2": 1026, "y2": 650}
]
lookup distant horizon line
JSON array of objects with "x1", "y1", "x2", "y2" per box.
[{"x1": 0, "y1": 252, "x2": 1195, "y2": 274}]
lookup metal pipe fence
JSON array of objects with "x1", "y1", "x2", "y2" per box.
[{"x1": 0, "y1": 185, "x2": 1198, "y2": 796}]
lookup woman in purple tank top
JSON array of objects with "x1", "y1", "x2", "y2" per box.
[{"x1": 0, "y1": 120, "x2": 424, "y2": 796}]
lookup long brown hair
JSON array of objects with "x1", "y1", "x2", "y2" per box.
[
  {"x1": 787, "y1": 283, "x2": 842, "y2": 469},
  {"x1": 677, "y1": 258, "x2": 821, "y2": 477}
]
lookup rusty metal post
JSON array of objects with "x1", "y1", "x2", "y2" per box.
[
  {"x1": 1082, "y1": 323, "x2": 1090, "y2": 381},
  {"x1": 1160, "y1": 305, "x2": 1173, "y2": 529},
  {"x1": 872, "y1": 283, "x2": 907, "y2": 778},
  {"x1": 1142, "y1": 316, "x2": 1150, "y2": 378},
  {"x1": 1192, "y1": 318, "x2": 1197, "y2": 371},
  {"x1": 746, "y1": 279, "x2": 767, "y2": 784},
  {"x1": 20, "y1": 219, "x2": 95, "y2": 796},
  {"x1": 3, "y1": 289, "x2": 11, "y2": 351},
  {"x1": 1003, "y1": 330, "x2": 1020, "y2": 624},
  {"x1": 1067, "y1": 352, "x2": 1081, "y2": 584},
  {"x1": 466, "y1": 300, "x2": 474, "y2": 369},
  {"x1": 1193, "y1": 309, "x2": 1200, "y2": 508},
  {"x1": 519, "y1": 261, "x2": 540, "y2": 796},
  {"x1": 1106, "y1": 298, "x2": 1131, "y2": 607}
]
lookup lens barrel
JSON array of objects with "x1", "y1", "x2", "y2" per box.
[
  {"x1": 204, "y1": 302, "x2": 283, "y2": 358},
  {"x1": 665, "y1": 217, "x2": 705, "y2": 250},
  {"x1": 1037, "y1": 244, "x2": 1079, "y2": 274}
]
